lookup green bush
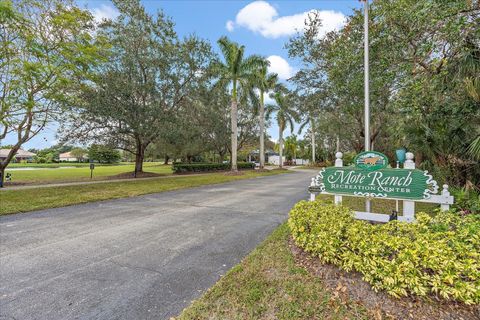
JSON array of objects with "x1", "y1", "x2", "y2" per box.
[
  {"x1": 451, "y1": 187, "x2": 480, "y2": 215},
  {"x1": 172, "y1": 162, "x2": 255, "y2": 173},
  {"x1": 288, "y1": 201, "x2": 480, "y2": 304}
]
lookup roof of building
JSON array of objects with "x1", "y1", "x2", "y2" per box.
[
  {"x1": 0, "y1": 148, "x2": 36, "y2": 157},
  {"x1": 59, "y1": 152, "x2": 73, "y2": 158}
]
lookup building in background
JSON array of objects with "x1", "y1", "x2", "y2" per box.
[
  {"x1": 0, "y1": 149, "x2": 36, "y2": 162},
  {"x1": 59, "y1": 151, "x2": 81, "y2": 162}
]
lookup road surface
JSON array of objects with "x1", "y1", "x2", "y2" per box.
[{"x1": 0, "y1": 170, "x2": 315, "y2": 320}]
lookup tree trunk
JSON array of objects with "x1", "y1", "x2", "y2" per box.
[
  {"x1": 0, "y1": 166, "x2": 5, "y2": 188},
  {"x1": 310, "y1": 118, "x2": 316, "y2": 164},
  {"x1": 0, "y1": 144, "x2": 22, "y2": 188},
  {"x1": 134, "y1": 142, "x2": 146, "y2": 176},
  {"x1": 259, "y1": 92, "x2": 265, "y2": 169},
  {"x1": 219, "y1": 151, "x2": 225, "y2": 163},
  {"x1": 279, "y1": 127, "x2": 283, "y2": 169},
  {"x1": 231, "y1": 99, "x2": 238, "y2": 171},
  {"x1": 163, "y1": 154, "x2": 169, "y2": 165},
  {"x1": 415, "y1": 151, "x2": 423, "y2": 167}
]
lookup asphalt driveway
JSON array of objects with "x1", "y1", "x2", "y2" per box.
[{"x1": 0, "y1": 170, "x2": 315, "y2": 320}]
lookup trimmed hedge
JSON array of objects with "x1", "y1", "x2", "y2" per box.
[
  {"x1": 172, "y1": 162, "x2": 255, "y2": 173},
  {"x1": 288, "y1": 200, "x2": 480, "y2": 304}
]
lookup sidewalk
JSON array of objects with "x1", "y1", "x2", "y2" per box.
[{"x1": 0, "y1": 174, "x2": 189, "y2": 191}]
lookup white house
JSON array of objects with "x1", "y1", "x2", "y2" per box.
[
  {"x1": 268, "y1": 155, "x2": 310, "y2": 166},
  {"x1": 59, "y1": 152, "x2": 79, "y2": 162},
  {"x1": 268, "y1": 154, "x2": 282, "y2": 166}
]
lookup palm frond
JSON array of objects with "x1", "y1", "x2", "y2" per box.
[
  {"x1": 239, "y1": 54, "x2": 267, "y2": 77},
  {"x1": 265, "y1": 104, "x2": 277, "y2": 121},
  {"x1": 217, "y1": 36, "x2": 237, "y2": 69},
  {"x1": 468, "y1": 135, "x2": 480, "y2": 160}
]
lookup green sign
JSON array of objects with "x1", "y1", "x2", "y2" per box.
[
  {"x1": 354, "y1": 151, "x2": 388, "y2": 171},
  {"x1": 311, "y1": 167, "x2": 438, "y2": 200}
]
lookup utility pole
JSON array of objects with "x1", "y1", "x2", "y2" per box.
[
  {"x1": 363, "y1": 0, "x2": 371, "y2": 213},
  {"x1": 363, "y1": 0, "x2": 370, "y2": 152}
]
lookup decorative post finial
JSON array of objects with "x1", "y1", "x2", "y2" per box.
[
  {"x1": 335, "y1": 152, "x2": 343, "y2": 167},
  {"x1": 442, "y1": 184, "x2": 450, "y2": 196},
  {"x1": 404, "y1": 152, "x2": 415, "y2": 169}
]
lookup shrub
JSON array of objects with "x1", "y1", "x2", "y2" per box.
[
  {"x1": 288, "y1": 201, "x2": 480, "y2": 304},
  {"x1": 172, "y1": 162, "x2": 255, "y2": 173},
  {"x1": 451, "y1": 187, "x2": 480, "y2": 215}
]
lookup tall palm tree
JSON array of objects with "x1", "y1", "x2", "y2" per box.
[
  {"x1": 253, "y1": 66, "x2": 278, "y2": 169},
  {"x1": 213, "y1": 36, "x2": 266, "y2": 171},
  {"x1": 298, "y1": 111, "x2": 317, "y2": 164},
  {"x1": 267, "y1": 88, "x2": 298, "y2": 168}
]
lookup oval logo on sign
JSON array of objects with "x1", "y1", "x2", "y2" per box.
[{"x1": 354, "y1": 151, "x2": 389, "y2": 171}]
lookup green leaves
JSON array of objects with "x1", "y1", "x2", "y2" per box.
[
  {"x1": 288, "y1": 201, "x2": 480, "y2": 304},
  {"x1": 0, "y1": 0, "x2": 106, "y2": 174}
]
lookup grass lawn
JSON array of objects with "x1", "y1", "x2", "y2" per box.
[
  {"x1": 4, "y1": 162, "x2": 171, "y2": 184},
  {"x1": 0, "y1": 169, "x2": 289, "y2": 215},
  {"x1": 176, "y1": 223, "x2": 371, "y2": 320},
  {"x1": 7, "y1": 162, "x2": 129, "y2": 168},
  {"x1": 176, "y1": 196, "x2": 440, "y2": 320}
]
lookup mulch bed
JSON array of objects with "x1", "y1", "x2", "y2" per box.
[{"x1": 289, "y1": 238, "x2": 480, "y2": 320}]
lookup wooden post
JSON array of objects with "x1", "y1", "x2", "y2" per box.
[
  {"x1": 334, "y1": 152, "x2": 343, "y2": 205},
  {"x1": 401, "y1": 152, "x2": 415, "y2": 222}
]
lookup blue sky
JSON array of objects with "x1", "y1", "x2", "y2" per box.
[{"x1": 7, "y1": 0, "x2": 362, "y2": 149}]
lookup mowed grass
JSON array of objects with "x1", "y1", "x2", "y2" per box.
[
  {"x1": 4, "y1": 162, "x2": 171, "y2": 184},
  {"x1": 7, "y1": 162, "x2": 128, "y2": 168},
  {"x1": 0, "y1": 170, "x2": 289, "y2": 215},
  {"x1": 176, "y1": 223, "x2": 371, "y2": 320}
]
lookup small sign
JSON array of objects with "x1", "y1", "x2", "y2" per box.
[
  {"x1": 354, "y1": 151, "x2": 388, "y2": 171},
  {"x1": 90, "y1": 163, "x2": 95, "y2": 170},
  {"x1": 313, "y1": 167, "x2": 438, "y2": 200}
]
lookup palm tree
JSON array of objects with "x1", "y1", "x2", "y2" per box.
[
  {"x1": 213, "y1": 36, "x2": 266, "y2": 171},
  {"x1": 457, "y1": 38, "x2": 480, "y2": 160},
  {"x1": 284, "y1": 134, "x2": 298, "y2": 162},
  {"x1": 298, "y1": 111, "x2": 317, "y2": 164},
  {"x1": 253, "y1": 66, "x2": 278, "y2": 169},
  {"x1": 267, "y1": 87, "x2": 298, "y2": 168}
]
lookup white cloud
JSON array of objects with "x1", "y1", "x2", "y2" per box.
[
  {"x1": 267, "y1": 55, "x2": 294, "y2": 80},
  {"x1": 226, "y1": 20, "x2": 235, "y2": 32},
  {"x1": 91, "y1": 4, "x2": 119, "y2": 24},
  {"x1": 230, "y1": 1, "x2": 346, "y2": 39}
]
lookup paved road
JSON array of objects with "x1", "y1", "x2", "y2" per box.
[{"x1": 0, "y1": 170, "x2": 315, "y2": 320}]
